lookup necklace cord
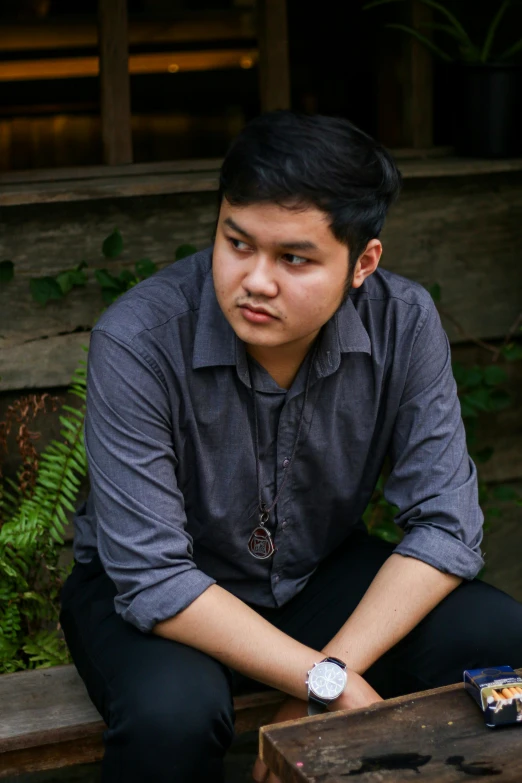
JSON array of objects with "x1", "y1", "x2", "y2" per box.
[{"x1": 247, "y1": 338, "x2": 320, "y2": 520}]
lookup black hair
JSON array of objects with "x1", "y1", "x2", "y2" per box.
[{"x1": 218, "y1": 111, "x2": 402, "y2": 269}]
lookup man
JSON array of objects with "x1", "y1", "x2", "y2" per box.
[{"x1": 60, "y1": 111, "x2": 522, "y2": 783}]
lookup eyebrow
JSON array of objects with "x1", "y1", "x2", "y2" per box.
[{"x1": 223, "y1": 216, "x2": 319, "y2": 252}]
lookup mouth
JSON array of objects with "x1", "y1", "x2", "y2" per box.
[{"x1": 239, "y1": 304, "x2": 278, "y2": 324}]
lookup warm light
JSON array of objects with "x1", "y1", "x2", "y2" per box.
[{"x1": 0, "y1": 50, "x2": 259, "y2": 81}]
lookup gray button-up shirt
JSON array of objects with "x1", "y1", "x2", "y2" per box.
[{"x1": 74, "y1": 247, "x2": 484, "y2": 633}]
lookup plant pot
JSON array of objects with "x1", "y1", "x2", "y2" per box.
[{"x1": 451, "y1": 63, "x2": 522, "y2": 158}]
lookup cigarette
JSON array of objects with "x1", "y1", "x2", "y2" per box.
[
  {"x1": 491, "y1": 689, "x2": 504, "y2": 700},
  {"x1": 502, "y1": 688, "x2": 516, "y2": 699}
]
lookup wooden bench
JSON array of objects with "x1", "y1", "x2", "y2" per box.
[{"x1": 0, "y1": 664, "x2": 284, "y2": 779}]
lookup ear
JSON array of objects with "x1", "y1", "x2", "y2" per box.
[{"x1": 351, "y1": 239, "x2": 382, "y2": 289}]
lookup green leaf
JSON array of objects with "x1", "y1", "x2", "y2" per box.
[
  {"x1": 498, "y1": 36, "x2": 522, "y2": 62},
  {"x1": 118, "y1": 269, "x2": 136, "y2": 285},
  {"x1": 363, "y1": 0, "x2": 403, "y2": 9},
  {"x1": 460, "y1": 399, "x2": 478, "y2": 418},
  {"x1": 483, "y1": 365, "x2": 507, "y2": 387},
  {"x1": 368, "y1": 518, "x2": 403, "y2": 544},
  {"x1": 175, "y1": 244, "x2": 197, "y2": 261},
  {"x1": 101, "y1": 289, "x2": 119, "y2": 305},
  {"x1": 452, "y1": 361, "x2": 466, "y2": 386},
  {"x1": 68, "y1": 268, "x2": 88, "y2": 287},
  {"x1": 429, "y1": 283, "x2": 441, "y2": 302},
  {"x1": 492, "y1": 484, "x2": 519, "y2": 502},
  {"x1": 413, "y1": 0, "x2": 471, "y2": 45},
  {"x1": 56, "y1": 271, "x2": 74, "y2": 295},
  {"x1": 459, "y1": 366, "x2": 483, "y2": 389},
  {"x1": 0, "y1": 260, "x2": 14, "y2": 284},
  {"x1": 488, "y1": 388, "x2": 511, "y2": 412},
  {"x1": 501, "y1": 342, "x2": 522, "y2": 361},
  {"x1": 135, "y1": 258, "x2": 157, "y2": 278},
  {"x1": 30, "y1": 277, "x2": 64, "y2": 305},
  {"x1": 95, "y1": 269, "x2": 122, "y2": 291},
  {"x1": 481, "y1": 0, "x2": 510, "y2": 63},
  {"x1": 385, "y1": 24, "x2": 453, "y2": 61},
  {"x1": 102, "y1": 229, "x2": 123, "y2": 259},
  {"x1": 464, "y1": 387, "x2": 494, "y2": 412}
]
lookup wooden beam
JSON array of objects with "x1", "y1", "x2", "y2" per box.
[
  {"x1": 403, "y1": 0, "x2": 434, "y2": 148},
  {"x1": 257, "y1": 0, "x2": 291, "y2": 112},
  {"x1": 98, "y1": 0, "x2": 133, "y2": 165}
]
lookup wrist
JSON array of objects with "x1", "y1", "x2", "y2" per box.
[{"x1": 306, "y1": 656, "x2": 348, "y2": 715}]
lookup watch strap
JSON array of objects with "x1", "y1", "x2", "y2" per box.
[
  {"x1": 308, "y1": 694, "x2": 328, "y2": 716},
  {"x1": 323, "y1": 656, "x2": 346, "y2": 669}
]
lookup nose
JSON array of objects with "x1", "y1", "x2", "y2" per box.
[{"x1": 242, "y1": 254, "x2": 278, "y2": 298}]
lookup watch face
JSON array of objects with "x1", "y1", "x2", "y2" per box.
[{"x1": 309, "y1": 661, "x2": 347, "y2": 700}]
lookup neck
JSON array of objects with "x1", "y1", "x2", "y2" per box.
[{"x1": 246, "y1": 331, "x2": 320, "y2": 390}]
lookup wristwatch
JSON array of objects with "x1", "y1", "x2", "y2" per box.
[{"x1": 306, "y1": 657, "x2": 347, "y2": 715}]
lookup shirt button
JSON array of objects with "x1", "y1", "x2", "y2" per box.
[
  {"x1": 273, "y1": 574, "x2": 280, "y2": 584},
  {"x1": 282, "y1": 458, "x2": 290, "y2": 468},
  {"x1": 281, "y1": 519, "x2": 287, "y2": 529}
]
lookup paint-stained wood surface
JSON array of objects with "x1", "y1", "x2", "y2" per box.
[
  {"x1": 0, "y1": 665, "x2": 284, "y2": 778},
  {"x1": 260, "y1": 670, "x2": 522, "y2": 782}
]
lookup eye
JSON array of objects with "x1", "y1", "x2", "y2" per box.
[
  {"x1": 283, "y1": 253, "x2": 309, "y2": 266},
  {"x1": 228, "y1": 237, "x2": 251, "y2": 252}
]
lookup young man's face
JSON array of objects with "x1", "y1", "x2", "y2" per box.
[{"x1": 213, "y1": 199, "x2": 361, "y2": 359}]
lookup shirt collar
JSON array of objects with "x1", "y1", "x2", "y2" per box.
[{"x1": 192, "y1": 268, "x2": 371, "y2": 377}]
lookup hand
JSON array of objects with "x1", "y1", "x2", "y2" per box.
[
  {"x1": 252, "y1": 696, "x2": 308, "y2": 783},
  {"x1": 251, "y1": 674, "x2": 382, "y2": 782},
  {"x1": 329, "y1": 669, "x2": 383, "y2": 713}
]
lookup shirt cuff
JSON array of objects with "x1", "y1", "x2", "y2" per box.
[
  {"x1": 115, "y1": 568, "x2": 217, "y2": 633},
  {"x1": 393, "y1": 524, "x2": 484, "y2": 580}
]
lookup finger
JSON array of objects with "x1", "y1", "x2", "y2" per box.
[{"x1": 252, "y1": 755, "x2": 269, "y2": 782}]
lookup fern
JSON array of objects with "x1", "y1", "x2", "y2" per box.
[{"x1": 0, "y1": 351, "x2": 88, "y2": 673}]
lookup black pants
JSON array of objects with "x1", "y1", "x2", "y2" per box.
[{"x1": 60, "y1": 531, "x2": 522, "y2": 783}]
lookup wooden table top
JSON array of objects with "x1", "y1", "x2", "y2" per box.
[{"x1": 260, "y1": 676, "x2": 522, "y2": 782}]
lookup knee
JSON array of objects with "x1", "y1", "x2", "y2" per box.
[{"x1": 117, "y1": 674, "x2": 235, "y2": 754}]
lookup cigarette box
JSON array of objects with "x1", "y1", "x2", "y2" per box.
[{"x1": 464, "y1": 666, "x2": 522, "y2": 727}]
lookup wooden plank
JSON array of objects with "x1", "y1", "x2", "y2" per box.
[
  {"x1": 260, "y1": 669, "x2": 522, "y2": 782},
  {"x1": 1, "y1": 173, "x2": 522, "y2": 392},
  {"x1": 2, "y1": 157, "x2": 522, "y2": 207},
  {"x1": 0, "y1": 158, "x2": 223, "y2": 185},
  {"x1": 257, "y1": 0, "x2": 291, "y2": 112},
  {"x1": 0, "y1": 12, "x2": 256, "y2": 52},
  {"x1": 0, "y1": 664, "x2": 283, "y2": 778},
  {"x1": 98, "y1": 0, "x2": 133, "y2": 166},
  {"x1": 0, "y1": 170, "x2": 219, "y2": 206},
  {"x1": 403, "y1": 0, "x2": 433, "y2": 148}
]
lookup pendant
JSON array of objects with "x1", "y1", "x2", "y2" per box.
[{"x1": 248, "y1": 508, "x2": 275, "y2": 560}]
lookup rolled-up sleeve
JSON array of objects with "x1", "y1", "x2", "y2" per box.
[
  {"x1": 385, "y1": 300, "x2": 484, "y2": 579},
  {"x1": 85, "y1": 329, "x2": 215, "y2": 633}
]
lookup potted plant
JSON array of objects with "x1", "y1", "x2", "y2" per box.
[{"x1": 364, "y1": 0, "x2": 522, "y2": 158}]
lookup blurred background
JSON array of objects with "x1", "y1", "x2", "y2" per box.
[{"x1": 1, "y1": 0, "x2": 521, "y2": 169}]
